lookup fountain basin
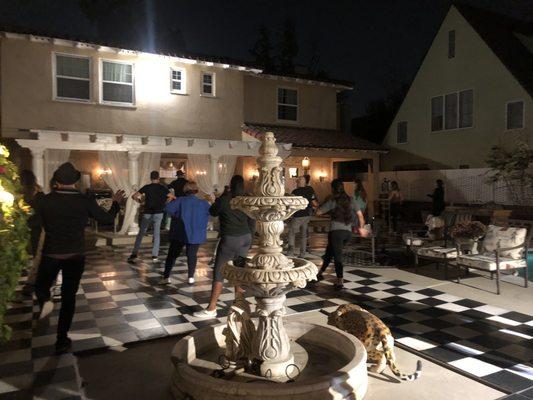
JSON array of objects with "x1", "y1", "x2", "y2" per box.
[{"x1": 170, "y1": 321, "x2": 368, "y2": 400}]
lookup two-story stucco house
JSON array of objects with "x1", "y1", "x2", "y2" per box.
[
  {"x1": 382, "y1": 4, "x2": 532, "y2": 171},
  {"x1": 0, "y1": 29, "x2": 386, "y2": 232}
]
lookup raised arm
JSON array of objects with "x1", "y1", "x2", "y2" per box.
[{"x1": 87, "y1": 190, "x2": 125, "y2": 224}]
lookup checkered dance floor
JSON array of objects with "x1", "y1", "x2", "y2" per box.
[{"x1": 1, "y1": 235, "x2": 532, "y2": 399}]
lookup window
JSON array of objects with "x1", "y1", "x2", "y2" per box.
[
  {"x1": 201, "y1": 72, "x2": 215, "y2": 96},
  {"x1": 431, "y1": 96, "x2": 444, "y2": 131},
  {"x1": 101, "y1": 60, "x2": 134, "y2": 105},
  {"x1": 277, "y1": 88, "x2": 298, "y2": 121},
  {"x1": 431, "y1": 90, "x2": 474, "y2": 131},
  {"x1": 448, "y1": 30, "x2": 456, "y2": 58},
  {"x1": 170, "y1": 68, "x2": 186, "y2": 94},
  {"x1": 445, "y1": 93, "x2": 458, "y2": 129},
  {"x1": 459, "y1": 89, "x2": 473, "y2": 128},
  {"x1": 54, "y1": 54, "x2": 91, "y2": 101},
  {"x1": 396, "y1": 121, "x2": 407, "y2": 143},
  {"x1": 507, "y1": 101, "x2": 524, "y2": 129}
]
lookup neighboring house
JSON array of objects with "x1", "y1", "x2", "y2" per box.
[
  {"x1": 0, "y1": 30, "x2": 386, "y2": 225},
  {"x1": 382, "y1": 4, "x2": 533, "y2": 171}
]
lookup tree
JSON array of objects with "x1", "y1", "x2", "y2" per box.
[
  {"x1": 249, "y1": 24, "x2": 274, "y2": 72},
  {"x1": 486, "y1": 140, "x2": 533, "y2": 205},
  {"x1": 278, "y1": 18, "x2": 298, "y2": 74},
  {"x1": 0, "y1": 144, "x2": 30, "y2": 343}
]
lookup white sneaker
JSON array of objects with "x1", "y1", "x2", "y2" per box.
[
  {"x1": 159, "y1": 277, "x2": 171, "y2": 285},
  {"x1": 193, "y1": 309, "x2": 217, "y2": 319},
  {"x1": 38, "y1": 301, "x2": 54, "y2": 319},
  {"x1": 188, "y1": 277, "x2": 195, "y2": 284},
  {"x1": 152, "y1": 256, "x2": 159, "y2": 262}
]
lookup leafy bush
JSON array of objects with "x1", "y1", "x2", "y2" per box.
[{"x1": 0, "y1": 144, "x2": 30, "y2": 343}]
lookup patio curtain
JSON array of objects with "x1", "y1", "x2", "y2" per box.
[
  {"x1": 98, "y1": 151, "x2": 161, "y2": 234},
  {"x1": 187, "y1": 154, "x2": 213, "y2": 195},
  {"x1": 217, "y1": 155, "x2": 237, "y2": 190},
  {"x1": 44, "y1": 149, "x2": 71, "y2": 193}
]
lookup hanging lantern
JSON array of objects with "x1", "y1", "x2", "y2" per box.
[{"x1": 301, "y1": 157, "x2": 310, "y2": 169}]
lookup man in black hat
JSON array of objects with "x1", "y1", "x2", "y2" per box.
[
  {"x1": 168, "y1": 169, "x2": 188, "y2": 198},
  {"x1": 35, "y1": 162, "x2": 125, "y2": 354}
]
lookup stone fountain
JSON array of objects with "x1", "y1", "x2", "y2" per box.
[{"x1": 170, "y1": 132, "x2": 368, "y2": 400}]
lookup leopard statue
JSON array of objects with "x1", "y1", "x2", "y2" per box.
[{"x1": 328, "y1": 304, "x2": 422, "y2": 381}]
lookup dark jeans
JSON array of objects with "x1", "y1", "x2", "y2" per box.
[
  {"x1": 320, "y1": 230, "x2": 351, "y2": 279},
  {"x1": 164, "y1": 241, "x2": 200, "y2": 279},
  {"x1": 35, "y1": 255, "x2": 85, "y2": 340},
  {"x1": 390, "y1": 202, "x2": 402, "y2": 232},
  {"x1": 213, "y1": 233, "x2": 252, "y2": 282}
]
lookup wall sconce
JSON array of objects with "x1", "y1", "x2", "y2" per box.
[
  {"x1": 301, "y1": 157, "x2": 310, "y2": 170},
  {"x1": 319, "y1": 171, "x2": 327, "y2": 182},
  {"x1": 96, "y1": 168, "x2": 112, "y2": 176},
  {"x1": 250, "y1": 170, "x2": 259, "y2": 182}
]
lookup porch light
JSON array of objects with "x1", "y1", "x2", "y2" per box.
[
  {"x1": 319, "y1": 171, "x2": 327, "y2": 182},
  {"x1": 301, "y1": 157, "x2": 310, "y2": 169}
]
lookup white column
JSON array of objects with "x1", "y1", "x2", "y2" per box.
[
  {"x1": 127, "y1": 151, "x2": 141, "y2": 235},
  {"x1": 210, "y1": 154, "x2": 220, "y2": 193},
  {"x1": 30, "y1": 147, "x2": 45, "y2": 189}
]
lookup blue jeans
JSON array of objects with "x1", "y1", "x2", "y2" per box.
[{"x1": 132, "y1": 213, "x2": 164, "y2": 257}]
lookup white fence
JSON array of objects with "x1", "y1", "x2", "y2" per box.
[{"x1": 365, "y1": 168, "x2": 532, "y2": 206}]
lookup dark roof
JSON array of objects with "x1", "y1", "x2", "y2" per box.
[
  {"x1": 455, "y1": 4, "x2": 533, "y2": 97},
  {"x1": 0, "y1": 26, "x2": 260, "y2": 69},
  {"x1": 243, "y1": 123, "x2": 388, "y2": 152}
]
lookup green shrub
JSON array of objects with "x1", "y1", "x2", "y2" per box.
[{"x1": 0, "y1": 144, "x2": 30, "y2": 343}]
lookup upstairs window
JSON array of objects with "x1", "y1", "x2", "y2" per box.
[
  {"x1": 459, "y1": 89, "x2": 473, "y2": 128},
  {"x1": 101, "y1": 60, "x2": 134, "y2": 105},
  {"x1": 170, "y1": 68, "x2": 186, "y2": 94},
  {"x1": 54, "y1": 54, "x2": 91, "y2": 101},
  {"x1": 277, "y1": 88, "x2": 298, "y2": 121},
  {"x1": 448, "y1": 30, "x2": 456, "y2": 58},
  {"x1": 507, "y1": 101, "x2": 524, "y2": 129},
  {"x1": 201, "y1": 72, "x2": 215, "y2": 96},
  {"x1": 431, "y1": 96, "x2": 444, "y2": 131},
  {"x1": 432, "y1": 89, "x2": 473, "y2": 131},
  {"x1": 396, "y1": 121, "x2": 408, "y2": 144}
]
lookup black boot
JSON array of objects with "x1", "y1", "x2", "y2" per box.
[{"x1": 55, "y1": 337, "x2": 72, "y2": 355}]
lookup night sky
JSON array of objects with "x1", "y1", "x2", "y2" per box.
[{"x1": 0, "y1": 0, "x2": 531, "y2": 117}]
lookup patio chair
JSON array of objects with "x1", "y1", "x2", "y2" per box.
[
  {"x1": 412, "y1": 211, "x2": 473, "y2": 278},
  {"x1": 403, "y1": 211, "x2": 455, "y2": 255},
  {"x1": 454, "y1": 222, "x2": 531, "y2": 295}
]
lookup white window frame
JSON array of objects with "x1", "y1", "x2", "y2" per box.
[
  {"x1": 430, "y1": 89, "x2": 474, "y2": 132},
  {"x1": 396, "y1": 121, "x2": 408, "y2": 144},
  {"x1": 200, "y1": 72, "x2": 215, "y2": 97},
  {"x1": 170, "y1": 67, "x2": 186, "y2": 95},
  {"x1": 505, "y1": 100, "x2": 525, "y2": 130},
  {"x1": 52, "y1": 52, "x2": 92, "y2": 103},
  {"x1": 277, "y1": 86, "x2": 299, "y2": 123},
  {"x1": 99, "y1": 59, "x2": 135, "y2": 106}
]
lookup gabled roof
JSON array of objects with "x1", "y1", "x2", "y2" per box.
[
  {"x1": 455, "y1": 4, "x2": 533, "y2": 98},
  {"x1": 243, "y1": 123, "x2": 388, "y2": 152}
]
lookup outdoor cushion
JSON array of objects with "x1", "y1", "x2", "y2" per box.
[
  {"x1": 417, "y1": 246, "x2": 458, "y2": 259},
  {"x1": 482, "y1": 225, "x2": 527, "y2": 259},
  {"x1": 456, "y1": 254, "x2": 527, "y2": 271},
  {"x1": 403, "y1": 233, "x2": 427, "y2": 246}
]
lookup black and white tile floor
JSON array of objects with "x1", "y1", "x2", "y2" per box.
[{"x1": 1, "y1": 235, "x2": 532, "y2": 399}]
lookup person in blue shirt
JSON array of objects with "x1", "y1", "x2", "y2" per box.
[{"x1": 161, "y1": 181, "x2": 210, "y2": 285}]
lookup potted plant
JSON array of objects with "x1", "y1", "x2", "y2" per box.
[{"x1": 451, "y1": 221, "x2": 487, "y2": 254}]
